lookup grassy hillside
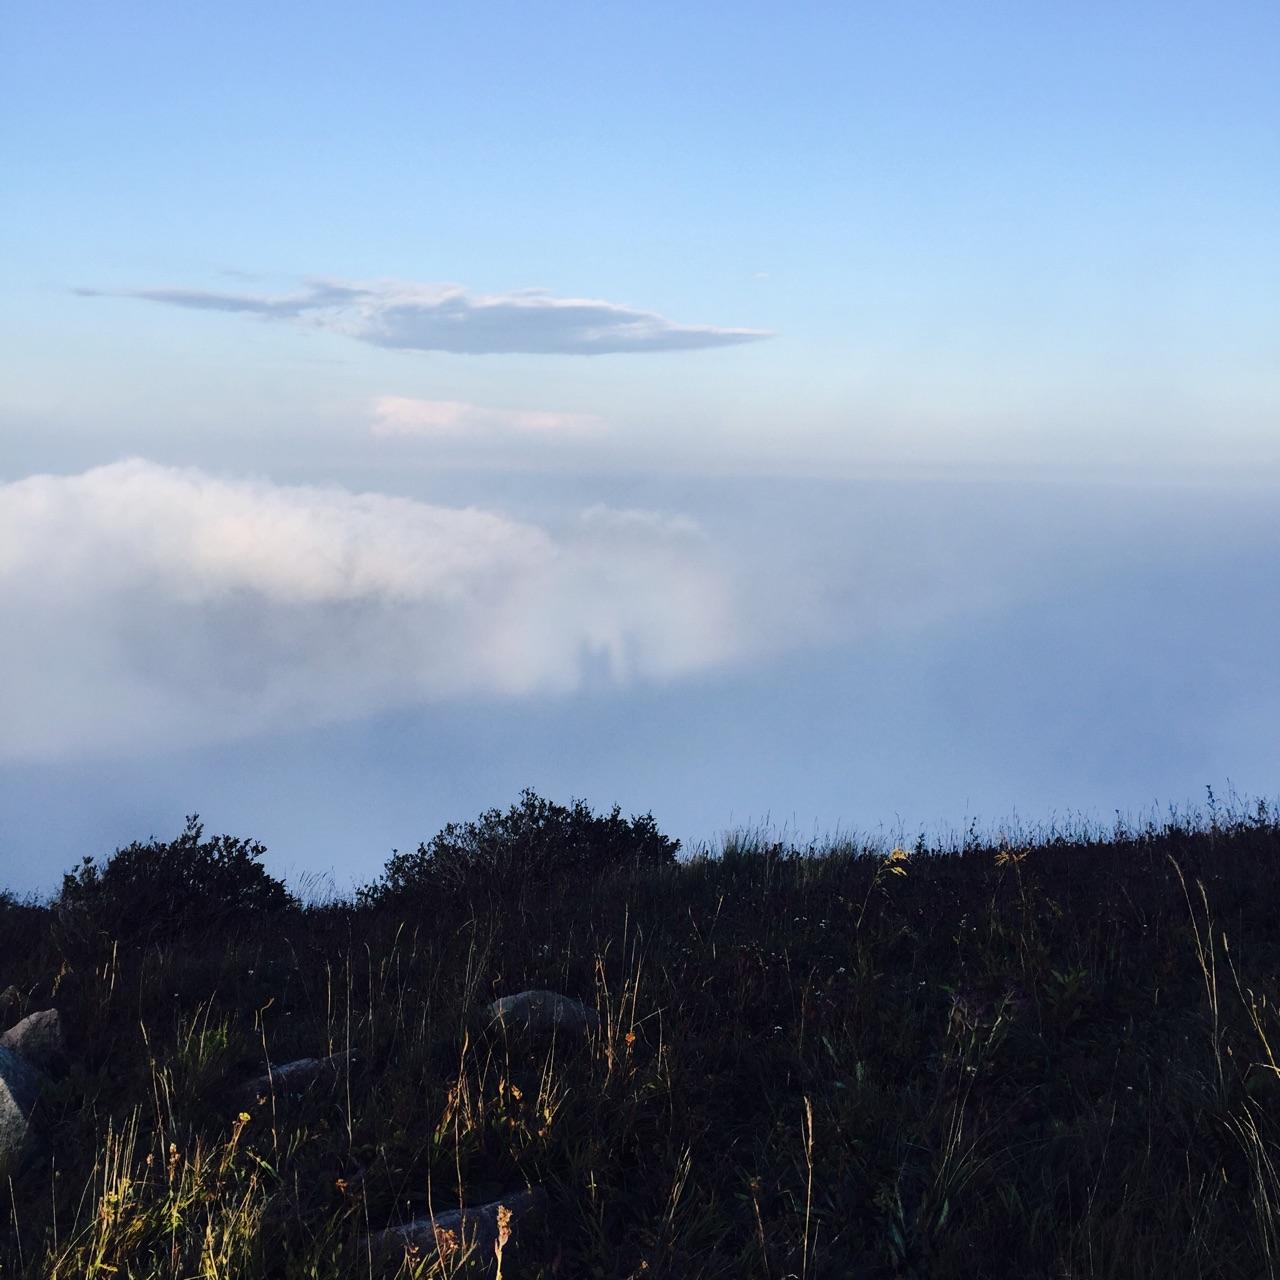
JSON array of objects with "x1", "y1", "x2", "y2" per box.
[{"x1": 3, "y1": 794, "x2": 1280, "y2": 1278}]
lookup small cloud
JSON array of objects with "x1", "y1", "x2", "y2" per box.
[
  {"x1": 371, "y1": 396, "x2": 605, "y2": 439},
  {"x1": 79, "y1": 278, "x2": 772, "y2": 356},
  {"x1": 578, "y1": 504, "x2": 705, "y2": 540}
]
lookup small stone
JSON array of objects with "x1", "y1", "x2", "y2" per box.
[
  {"x1": 0, "y1": 1045, "x2": 43, "y2": 1169},
  {"x1": 240, "y1": 1051, "x2": 350, "y2": 1104},
  {"x1": 483, "y1": 990, "x2": 600, "y2": 1040},
  {"x1": 367, "y1": 1187, "x2": 546, "y2": 1276},
  {"x1": 0, "y1": 1010, "x2": 65, "y2": 1073}
]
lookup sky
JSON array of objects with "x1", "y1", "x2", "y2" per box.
[{"x1": 1, "y1": 1, "x2": 1277, "y2": 893}]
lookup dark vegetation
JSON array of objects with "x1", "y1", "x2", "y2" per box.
[
  {"x1": 3, "y1": 788, "x2": 1280, "y2": 1277},
  {"x1": 57, "y1": 816, "x2": 296, "y2": 945},
  {"x1": 368, "y1": 789, "x2": 680, "y2": 906}
]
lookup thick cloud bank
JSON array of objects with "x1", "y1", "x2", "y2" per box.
[
  {"x1": 0, "y1": 461, "x2": 740, "y2": 760},
  {"x1": 79, "y1": 280, "x2": 771, "y2": 355}
]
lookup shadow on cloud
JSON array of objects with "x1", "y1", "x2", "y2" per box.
[{"x1": 0, "y1": 460, "x2": 742, "y2": 760}]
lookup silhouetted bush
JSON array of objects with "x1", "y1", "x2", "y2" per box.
[
  {"x1": 365, "y1": 788, "x2": 680, "y2": 904},
  {"x1": 57, "y1": 815, "x2": 294, "y2": 943},
  {"x1": 0, "y1": 891, "x2": 47, "y2": 970}
]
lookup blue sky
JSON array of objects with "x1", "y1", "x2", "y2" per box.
[{"x1": 1, "y1": 2, "x2": 1277, "y2": 890}]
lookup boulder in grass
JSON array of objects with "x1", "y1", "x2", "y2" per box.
[
  {"x1": 240, "y1": 1050, "x2": 351, "y2": 1105},
  {"x1": 367, "y1": 1187, "x2": 547, "y2": 1277},
  {"x1": 482, "y1": 990, "x2": 600, "y2": 1041},
  {"x1": 0, "y1": 1045, "x2": 43, "y2": 1169},
  {"x1": 1, "y1": 1009, "x2": 66, "y2": 1074}
]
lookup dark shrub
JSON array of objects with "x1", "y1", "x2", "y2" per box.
[
  {"x1": 0, "y1": 891, "x2": 48, "y2": 971},
  {"x1": 366, "y1": 788, "x2": 679, "y2": 903},
  {"x1": 57, "y1": 815, "x2": 294, "y2": 942}
]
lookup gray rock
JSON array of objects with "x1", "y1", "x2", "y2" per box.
[
  {"x1": 367, "y1": 1187, "x2": 546, "y2": 1275},
  {"x1": 483, "y1": 990, "x2": 600, "y2": 1040},
  {"x1": 0, "y1": 1045, "x2": 43, "y2": 1168},
  {"x1": 240, "y1": 1051, "x2": 350, "y2": 1104},
  {"x1": 0, "y1": 1009, "x2": 65, "y2": 1073}
]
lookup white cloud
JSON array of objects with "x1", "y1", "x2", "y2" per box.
[
  {"x1": 79, "y1": 279, "x2": 772, "y2": 356},
  {"x1": 0, "y1": 460, "x2": 742, "y2": 760},
  {"x1": 371, "y1": 396, "x2": 604, "y2": 439}
]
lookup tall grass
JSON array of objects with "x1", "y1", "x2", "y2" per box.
[{"x1": 1, "y1": 795, "x2": 1280, "y2": 1276}]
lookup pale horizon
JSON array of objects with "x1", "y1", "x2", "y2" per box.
[{"x1": 3, "y1": 1, "x2": 1277, "y2": 891}]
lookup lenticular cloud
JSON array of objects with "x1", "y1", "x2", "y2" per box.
[
  {"x1": 0, "y1": 461, "x2": 739, "y2": 760},
  {"x1": 80, "y1": 280, "x2": 771, "y2": 356}
]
